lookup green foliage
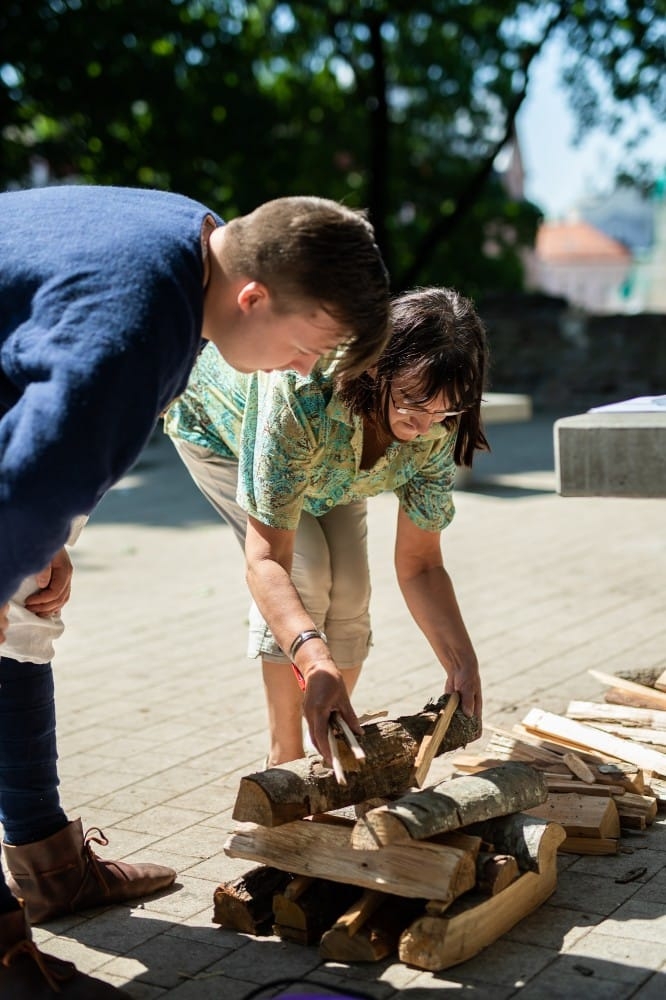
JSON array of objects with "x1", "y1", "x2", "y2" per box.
[{"x1": 1, "y1": 1, "x2": 662, "y2": 293}]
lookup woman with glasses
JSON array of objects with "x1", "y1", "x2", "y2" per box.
[{"x1": 164, "y1": 286, "x2": 489, "y2": 767}]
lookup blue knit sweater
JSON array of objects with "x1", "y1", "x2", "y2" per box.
[{"x1": 0, "y1": 184, "x2": 220, "y2": 602}]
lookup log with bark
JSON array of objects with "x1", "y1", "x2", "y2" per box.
[
  {"x1": 225, "y1": 816, "x2": 477, "y2": 900},
  {"x1": 232, "y1": 695, "x2": 481, "y2": 826},
  {"x1": 350, "y1": 762, "x2": 548, "y2": 850},
  {"x1": 398, "y1": 816, "x2": 565, "y2": 971},
  {"x1": 212, "y1": 865, "x2": 292, "y2": 934}
]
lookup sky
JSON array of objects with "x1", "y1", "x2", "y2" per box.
[{"x1": 516, "y1": 36, "x2": 666, "y2": 220}]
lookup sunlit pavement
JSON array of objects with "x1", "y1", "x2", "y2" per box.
[{"x1": 31, "y1": 416, "x2": 665, "y2": 998}]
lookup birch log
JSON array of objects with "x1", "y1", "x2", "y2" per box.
[
  {"x1": 351, "y1": 763, "x2": 548, "y2": 850},
  {"x1": 232, "y1": 696, "x2": 481, "y2": 826}
]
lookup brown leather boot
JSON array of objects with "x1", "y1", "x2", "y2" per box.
[
  {"x1": 3, "y1": 819, "x2": 176, "y2": 924},
  {"x1": 0, "y1": 905, "x2": 131, "y2": 998}
]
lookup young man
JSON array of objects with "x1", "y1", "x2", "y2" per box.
[{"x1": 0, "y1": 184, "x2": 390, "y2": 998}]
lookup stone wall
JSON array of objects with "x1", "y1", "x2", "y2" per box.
[{"x1": 478, "y1": 292, "x2": 666, "y2": 412}]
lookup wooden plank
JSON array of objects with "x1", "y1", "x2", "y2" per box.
[
  {"x1": 225, "y1": 819, "x2": 477, "y2": 900},
  {"x1": 559, "y1": 836, "x2": 619, "y2": 855},
  {"x1": 232, "y1": 697, "x2": 481, "y2": 826},
  {"x1": 589, "y1": 669, "x2": 666, "y2": 711},
  {"x1": 546, "y1": 780, "x2": 620, "y2": 796},
  {"x1": 351, "y1": 763, "x2": 548, "y2": 850},
  {"x1": 525, "y1": 793, "x2": 621, "y2": 839},
  {"x1": 583, "y1": 723, "x2": 666, "y2": 748},
  {"x1": 522, "y1": 708, "x2": 666, "y2": 776},
  {"x1": 398, "y1": 822, "x2": 562, "y2": 971},
  {"x1": 414, "y1": 692, "x2": 460, "y2": 787},
  {"x1": 566, "y1": 701, "x2": 666, "y2": 731}
]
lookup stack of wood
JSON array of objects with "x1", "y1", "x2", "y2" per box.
[
  {"x1": 215, "y1": 697, "x2": 567, "y2": 972},
  {"x1": 453, "y1": 668, "x2": 665, "y2": 856}
]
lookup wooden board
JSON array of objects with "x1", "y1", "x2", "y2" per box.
[
  {"x1": 566, "y1": 701, "x2": 666, "y2": 731},
  {"x1": 522, "y1": 708, "x2": 666, "y2": 776},
  {"x1": 225, "y1": 819, "x2": 477, "y2": 900},
  {"x1": 589, "y1": 670, "x2": 666, "y2": 711}
]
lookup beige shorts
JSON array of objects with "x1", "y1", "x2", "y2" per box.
[{"x1": 171, "y1": 438, "x2": 372, "y2": 667}]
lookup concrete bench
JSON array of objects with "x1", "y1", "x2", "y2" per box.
[
  {"x1": 456, "y1": 392, "x2": 532, "y2": 488},
  {"x1": 554, "y1": 411, "x2": 666, "y2": 498}
]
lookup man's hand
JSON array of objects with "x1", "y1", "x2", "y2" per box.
[
  {"x1": 24, "y1": 548, "x2": 73, "y2": 618},
  {"x1": 0, "y1": 603, "x2": 8, "y2": 644},
  {"x1": 302, "y1": 659, "x2": 364, "y2": 766}
]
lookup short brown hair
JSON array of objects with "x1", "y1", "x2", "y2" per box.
[
  {"x1": 221, "y1": 196, "x2": 391, "y2": 376},
  {"x1": 338, "y1": 286, "x2": 490, "y2": 467}
]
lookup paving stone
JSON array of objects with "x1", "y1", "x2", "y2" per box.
[{"x1": 39, "y1": 418, "x2": 666, "y2": 999}]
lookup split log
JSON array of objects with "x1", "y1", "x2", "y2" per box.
[
  {"x1": 351, "y1": 763, "x2": 548, "y2": 850},
  {"x1": 212, "y1": 865, "x2": 292, "y2": 934},
  {"x1": 225, "y1": 818, "x2": 477, "y2": 900},
  {"x1": 559, "y1": 836, "x2": 619, "y2": 855},
  {"x1": 566, "y1": 701, "x2": 666, "y2": 731},
  {"x1": 656, "y1": 668, "x2": 666, "y2": 692},
  {"x1": 546, "y1": 780, "x2": 623, "y2": 796},
  {"x1": 522, "y1": 708, "x2": 666, "y2": 776},
  {"x1": 589, "y1": 669, "x2": 666, "y2": 711},
  {"x1": 562, "y1": 752, "x2": 596, "y2": 783},
  {"x1": 320, "y1": 894, "x2": 424, "y2": 962},
  {"x1": 398, "y1": 820, "x2": 564, "y2": 971},
  {"x1": 525, "y1": 793, "x2": 621, "y2": 839},
  {"x1": 476, "y1": 853, "x2": 520, "y2": 895},
  {"x1": 273, "y1": 877, "x2": 360, "y2": 945},
  {"x1": 232, "y1": 695, "x2": 481, "y2": 826}
]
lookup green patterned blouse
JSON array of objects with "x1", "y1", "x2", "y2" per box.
[{"x1": 163, "y1": 343, "x2": 457, "y2": 532}]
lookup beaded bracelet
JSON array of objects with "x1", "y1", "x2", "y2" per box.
[{"x1": 288, "y1": 628, "x2": 327, "y2": 662}]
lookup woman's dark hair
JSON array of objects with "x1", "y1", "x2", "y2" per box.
[{"x1": 337, "y1": 286, "x2": 490, "y2": 467}]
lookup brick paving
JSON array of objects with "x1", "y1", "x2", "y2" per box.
[{"x1": 25, "y1": 414, "x2": 666, "y2": 998}]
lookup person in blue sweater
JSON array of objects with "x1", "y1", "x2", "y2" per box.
[{"x1": 0, "y1": 183, "x2": 390, "y2": 999}]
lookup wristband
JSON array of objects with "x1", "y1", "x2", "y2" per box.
[{"x1": 288, "y1": 628, "x2": 327, "y2": 661}]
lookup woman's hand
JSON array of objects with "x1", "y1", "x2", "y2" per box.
[
  {"x1": 24, "y1": 548, "x2": 73, "y2": 618},
  {"x1": 444, "y1": 659, "x2": 483, "y2": 721},
  {"x1": 302, "y1": 659, "x2": 364, "y2": 766}
]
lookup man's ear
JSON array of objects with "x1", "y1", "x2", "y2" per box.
[{"x1": 237, "y1": 280, "x2": 270, "y2": 313}]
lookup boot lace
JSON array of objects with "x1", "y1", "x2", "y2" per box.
[
  {"x1": 83, "y1": 826, "x2": 114, "y2": 895},
  {"x1": 2, "y1": 937, "x2": 75, "y2": 992}
]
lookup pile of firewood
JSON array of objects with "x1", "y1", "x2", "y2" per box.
[
  {"x1": 453, "y1": 668, "x2": 665, "y2": 855},
  {"x1": 215, "y1": 697, "x2": 567, "y2": 972}
]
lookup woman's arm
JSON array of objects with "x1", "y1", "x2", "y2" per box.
[
  {"x1": 394, "y1": 505, "x2": 482, "y2": 720},
  {"x1": 245, "y1": 514, "x2": 363, "y2": 761}
]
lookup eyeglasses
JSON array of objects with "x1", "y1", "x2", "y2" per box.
[{"x1": 389, "y1": 388, "x2": 466, "y2": 420}]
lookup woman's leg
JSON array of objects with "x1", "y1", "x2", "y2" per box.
[{"x1": 258, "y1": 504, "x2": 370, "y2": 765}]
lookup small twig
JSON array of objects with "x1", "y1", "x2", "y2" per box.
[
  {"x1": 334, "y1": 713, "x2": 366, "y2": 762},
  {"x1": 328, "y1": 726, "x2": 347, "y2": 785}
]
